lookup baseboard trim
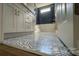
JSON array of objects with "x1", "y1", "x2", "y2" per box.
[{"x1": 4, "y1": 31, "x2": 34, "y2": 39}]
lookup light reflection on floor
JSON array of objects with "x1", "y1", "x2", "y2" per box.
[
  {"x1": 38, "y1": 45, "x2": 52, "y2": 54},
  {"x1": 35, "y1": 32, "x2": 71, "y2": 55},
  {"x1": 3, "y1": 31, "x2": 72, "y2": 56}
]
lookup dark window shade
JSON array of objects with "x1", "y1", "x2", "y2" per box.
[
  {"x1": 74, "y1": 3, "x2": 79, "y2": 15},
  {"x1": 36, "y1": 4, "x2": 55, "y2": 24}
]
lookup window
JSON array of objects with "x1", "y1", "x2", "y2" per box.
[
  {"x1": 36, "y1": 4, "x2": 55, "y2": 24},
  {"x1": 40, "y1": 7, "x2": 51, "y2": 13}
]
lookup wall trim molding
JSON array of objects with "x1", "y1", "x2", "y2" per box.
[{"x1": 4, "y1": 31, "x2": 34, "y2": 39}]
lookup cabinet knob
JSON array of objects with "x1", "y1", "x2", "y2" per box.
[
  {"x1": 15, "y1": 9, "x2": 17, "y2": 15},
  {"x1": 17, "y1": 10, "x2": 20, "y2": 16},
  {"x1": 15, "y1": 9, "x2": 20, "y2": 16}
]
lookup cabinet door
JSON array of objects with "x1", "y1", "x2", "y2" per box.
[
  {"x1": 23, "y1": 12, "x2": 27, "y2": 32},
  {"x1": 31, "y1": 16, "x2": 35, "y2": 31},
  {"x1": 24, "y1": 12, "x2": 35, "y2": 32},
  {"x1": 3, "y1": 4, "x2": 15, "y2": 33},
  {"x1": 16, "y1": 8, "x2": 25, "y2": 32},
  {"x1": 26, "y1": 13, "x2": 32, "y2": 32},
  {"x1": 29, "y1": 16, "x2": 34, "y2": 31},
  {"x1": 24, "y1": 12, "x2": 30, "y2": 32},
  {"x1": 29, "y1": 13, "x2": 35, "y2": 31}
]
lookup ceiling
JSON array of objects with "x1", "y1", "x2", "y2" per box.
[
  {"x1": 35, "y1": 3, "x2": 52, "y2": 8},
  {"x1": 23, "y1": 3, "x2": 52, "y2": 14},
  {"x1": 24, "y1": 3, "x2": 51, "y2": 8}
]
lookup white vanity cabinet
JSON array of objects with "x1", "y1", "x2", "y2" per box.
[
  {"x1": 3, "y1": 4, "x2": 35, "y2": 33},
  {"x1": 3, "y1": 4, "x2": 16, "y2": 33},
  {"x1": 24, "y1": 12, "x2": 35, "y2": 32},
  {"x1": 29, "y1": 15, "x2": 35, "y2": 31},
  {"x1": 15, "y1": 8, "x2": 25, "y2": 32}
]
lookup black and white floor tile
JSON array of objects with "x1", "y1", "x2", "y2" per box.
[{"x1": 3, "y1": 32, "x2": 72, "y2": 56}]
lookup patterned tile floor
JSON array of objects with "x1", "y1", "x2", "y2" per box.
[
  {"x1": 35, "y1": 32, "x2": 71, "y2": 56},
  {"x1": 3, "y1": 32, "x2": 72, "y2": 56}
]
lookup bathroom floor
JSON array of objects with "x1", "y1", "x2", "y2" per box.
[
  {"x1": 2, "y1": 32, "x2": 72, "y2": 56},
  {"x1": 35, "y1": 32, "x2": 72, "y2": 55}
]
